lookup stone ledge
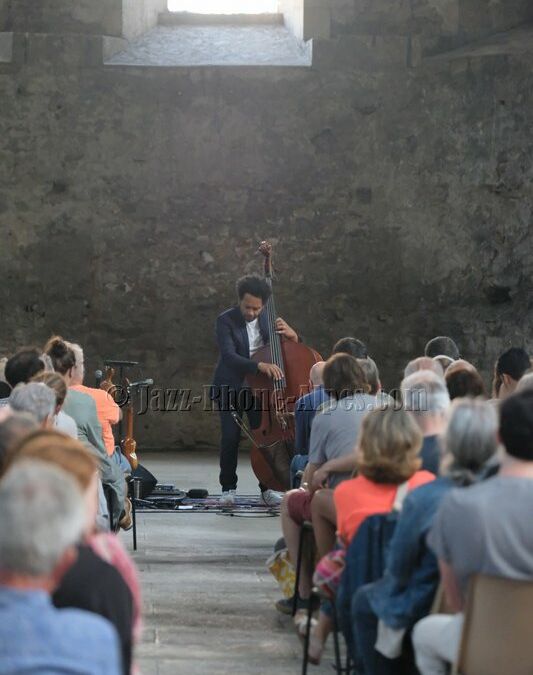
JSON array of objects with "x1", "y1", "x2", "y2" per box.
[
  {"x1": 7, "y1": 32, "x2": 128, "y2": 67},
  {"x1": 159, "y1": 12, "x2": 284, "y2": 26}
]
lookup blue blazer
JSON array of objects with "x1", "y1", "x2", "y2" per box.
[{"x1": 211, "y1": 306, "x2": 270, "y2": 392}]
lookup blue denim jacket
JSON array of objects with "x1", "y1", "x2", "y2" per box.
[{"x1": 365, "y1": 477, "x2": 453, "y2": 630}]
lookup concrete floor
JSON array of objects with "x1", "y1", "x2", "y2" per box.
[
  {"x1": 106, "y1": 25, "x2": 312, "y2": 67},
  {"x1": 122, "y1": 450, "x2": 332, "y2": 674}
]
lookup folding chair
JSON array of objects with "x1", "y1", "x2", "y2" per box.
[
  {"x1": 292, "y1": 521, "x2": 315, "y2": 616},
  {"x1": 453, "y1": 574, "x2": 533, "y2": 675},
  {"x1": 301, "y1": 587, "x2": 347, "y2": 675}
]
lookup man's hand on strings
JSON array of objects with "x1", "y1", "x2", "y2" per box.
[
  {"x1": 258, "y1": 362, "x2": 284, "y2": 381},
  {"x1": 275, "y1": 317, "x2": 298, "y2": 343}
]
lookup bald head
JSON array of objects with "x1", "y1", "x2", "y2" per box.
[
  {"x1": 309, "y1": 361, "x2": 326, "y2": 388},
  {"x1": 404, "y1": 357, "x2": 444, "y2": 379}
]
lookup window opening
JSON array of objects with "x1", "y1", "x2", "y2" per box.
[{"x1": 168, "y1": 1, "x2": 278, "y2": 13}]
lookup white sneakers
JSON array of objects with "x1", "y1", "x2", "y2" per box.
[
  {"x1": 219, "y1": 489, "x2": 283, "y2": 507},
  {"x1": 261, "y1": 489, "x2": 283, "y2": 507},
  {"x1": 220, "y1": 489, "x2": 236, "y2": 506}
]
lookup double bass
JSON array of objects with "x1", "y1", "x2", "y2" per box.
[{"x1": 244, "y1": 241, "x2": 322, "y2": 491}]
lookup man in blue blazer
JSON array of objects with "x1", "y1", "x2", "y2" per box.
[{"x1": 212, "y1": 275, "x2": 298, "y2": 506}]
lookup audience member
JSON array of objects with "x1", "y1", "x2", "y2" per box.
[
  {"x1": 357, "y1": 357, "x2": 381, "y2": 395},
  {"x1": 0, "y1": 357, "x2": 10, "y2": 401},
  {"x1": 67, "y1": 342, "x2": 126, "y2": 470},
  {"x1": 424, "y1": 337, "x2": 460, "y2": 361},
  {"x1": 444, "y1": 360, "x2": 486, "y2": 400},
  {"x1": 517, "y1": 370, "x2": 533, "y2": 393},
  {"x1": 332, "y1": 337, "x2": 368, "y2": 359},
  {"x1": 4, "y1": 347, "x2": 45, "y2": 390},
  {"x1": 309, "y1": 405, "x2": 435, "y2": 664},
  {"x1": 404, "y1": 357, "x2": 444, "y2": 379},
  {"x1": 0, "y1": 412, "x2": 38, "y2": 473},
  {"x1": 401, "y1": 370, "x2": 450, "y2": 475},
  {"x1": 9, "y1": 382, "x2": 56, "y2": 427},
  {"x1": 7, "y1": 431, "x2": 141, "y2": 675},
  {"x1": 412, "y1": 389, "x2": 533, "y2": 674},
  {"x1": 0, "y1": 461, "x2": 122, "y2": 674},
  {"x1": 353, "y1": 399, "x2": 498, "y2": 674},
  {"x1": 277, "y1": 354, "x2": 375, "y2": 613},
  {"x1": 290, "y1": 361, "x2": 328, "y2": 487},
  {"x1": 492, "y1": 346, "x2": 531, "y2": 399},
  {"x1": 43, "y1": 336, "x2": 127, "y2": 525},
  {"x1": 31, "y1": 370, "x2": 78, "y2": 438}
]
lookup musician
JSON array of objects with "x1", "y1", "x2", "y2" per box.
[{"x1": 212, "y1": 275, "x2": 298, "y2": 506}]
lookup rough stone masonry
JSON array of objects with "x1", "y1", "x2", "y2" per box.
[{"x1": 0, "y1": 0, "x2": 532, "y2": 449}]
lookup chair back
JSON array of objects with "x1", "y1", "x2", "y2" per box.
[
  {"x1": 337, "y1": 512, "x2": 400, "y2": 657},
  {"x1": 456, "y1": 574, "x2": 533, "y2": 675}
]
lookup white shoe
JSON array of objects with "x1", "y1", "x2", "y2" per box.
[
  {"x1": 261, "y1": 489, "x2": 283, "y2": 507},
  {"x1": 220, "y1": 490, "x2": 236, "y2": 506}
]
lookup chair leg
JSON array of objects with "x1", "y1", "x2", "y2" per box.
[
  {"x1": 332, "y1": 603, "x2": 343, "y2": 673},
  {"x1": 293, "y1": 526, "x2": 305, "y2": 616},
  {"x1": 302, "y1": 589, "x2": 315, "y2": 675}
]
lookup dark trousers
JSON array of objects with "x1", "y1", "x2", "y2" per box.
[
  {"x1": 217, "y1": 387, "x2": 262, "y2": 492},
  {"x1": 352, "y1": 584, "x2": 402, "y2": 675}
]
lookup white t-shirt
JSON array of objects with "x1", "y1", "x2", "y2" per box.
[
  {"x1": 54, "y1": 409, "x2": 78, "y2": 439},
  {"x1": 246, "y1": 318, "x2": 264, "y2": 355}
]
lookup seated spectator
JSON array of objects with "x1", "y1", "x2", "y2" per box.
[
  {"x1": 0, "y1": 412, "x2": 38, "y2": 473},
  {"x1": 0, "y1": 461, "x2": 122, "y2": 674},
  {"x1": 404, "y1": 357, "x2": 444, "y2": 379},
  {"x1": 277, "y1": 354, "x2": 376, "y2": 613},
  {"x1": 444, "y1": 360, "x2": 486, "y2": 400},
  {"x1": 4, "y1": 347, "x2": 45, "y2": 390},
  {"x1": 353, "y1": 399, "x2": 499, "y2": 674},
  {"x1": 309, "y1": 357, "x2": 388, "y2": 566},
  {"x1": 492, "y1": 346, "x2": 531, "y2": 399},
  {"x1": 67, "y1": 342, "x2": 127, "y2": 471},
  {"x1": 357, "y1": 357, "x2": 381, "y2": 395},
  {"x1": 43, "y1": 336, "x2": 127, "y2": 526},
  {"x1": 401, "y1": 370, "x2": 450, "y2": 475},
  {"x1": 31, "y1": 371, "x2": 78, "y2": 438},
  {"x1": 332, "y1": 337, "x2": 368, "y2": 359},
  {"x1": 0, "y1": 357, "x2": 10, "y2": 401},
  {"x1": 9, "y1": 382, "x2": 56, "y2": 428},
  {"x1": 424, "y1": 337, "x2": 460, "y2": 361},
  {"x1": 517, "y1": 370, "x2": 533, "y2": 392},
  {"x1": 412, "y1": 389, "x2": 533, "y2": 674},
  {"x1": 290, "y1": 361, "x2": 327, "y2": 487},
  {"x1": 7, "y1": 430, "x2": 141, "y2": 675},
  {"x1": 309, "y1": 404, "x2": 435, "y2": 663}
]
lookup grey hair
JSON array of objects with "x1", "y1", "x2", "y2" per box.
[
  {"x1": 357, "y1": 357, "x2": 380, "y2": 395},
  {"x1": 517, "y1": 372, "x2": 533, "y2": 393},
  {"x1": 0, "y1": 461, "x2": 86, "y2": 576},
  {"x1": 442, "y1": 399, "x2": 498, "y2": 485},
  {"x1": 404, "y1": 357, "x2": 444, "y2": 379},
  {"x1": 0, "y1": 357, "x2": 7, "y2": 382},
  {"x1": 401, "y1": 370, "x2": 450, "y2": 417},
  {"x1": 66, "y1": 342, "x2": 84, "y2": 384},
  {"x1": 0, "y1": 412, "x2": 39, "y2": 465},
  {"x1": 9, "y1": 382, "x2": 56, "y2": 423}
]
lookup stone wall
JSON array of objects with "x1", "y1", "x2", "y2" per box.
[
  {"x1": 0, "y1": 1, "x2": 532, "y2": 449},
  {"x1": 0, "y1": 0, "x2": 168, "y2": 40}
]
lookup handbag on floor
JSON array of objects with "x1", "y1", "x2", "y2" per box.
[{"x1": 267, "y1": 548, "x2": 296, "y2": 599}]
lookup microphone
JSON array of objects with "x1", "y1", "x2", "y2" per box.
[
  {"x1": 129, "y1": 378, "x2": 153, "y2": 388},
  {"x1": 95, "y1": 370, "x2": 103, "y2": 387}
]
